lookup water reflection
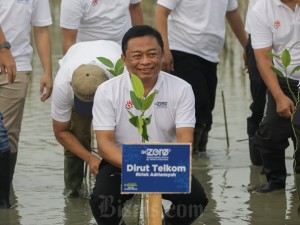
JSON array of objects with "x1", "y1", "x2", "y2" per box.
[{"x1": 1, "y1": 0, "x2": 300, "y2": 225}]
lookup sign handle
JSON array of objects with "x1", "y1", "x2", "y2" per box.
[{"x1": 148, "y1": 193, "x2": 162, "y2": 225}]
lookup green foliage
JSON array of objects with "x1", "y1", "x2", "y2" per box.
[
  {"x1": 127, "y1": 74, "x2": 158, "y2": 142},
  {"x1": 97, "y1": 57, "x2": 124, "y2": 76},
  {"x1": 268, "y1": 42, "x2": 300, "y2": 103}
]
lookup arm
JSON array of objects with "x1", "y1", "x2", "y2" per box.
[
  {"x1": 254, "y1": 46, "x2": 294, "y2": 118},
  {"x1": 53, "y1": 119, "x2": 100, "y2": 175},
  {"x1": 0, "y1": 27, "x2": 16, "y2": 84},
  {"x1": 226, "y1": 8, "x2": 248, "y2": 67},
  {"x1": 61, "y1": 28, "x2": 78, "y2": 55},
  {"x1": 176, "y1": 127, "x2": 194, "y2": 143},
  {"x1": 33, "y1": 26, "x2": 53, "y2": 102},
  {"x1": 155, "y1": 5, "x2": 173, "y2": 72},
  {"x1": 129, "y1": 3, "x2": 144, "y2": 26},
  {"x1": 95, "y1": 130, "x2": 122, "y2": 168}
]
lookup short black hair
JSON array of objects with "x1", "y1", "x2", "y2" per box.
[{"x1": 121, "y1": 25, "x2": 164, "y2": 55}]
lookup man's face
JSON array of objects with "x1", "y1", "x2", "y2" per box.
[{"x1": 122, "y1": 35, "x2": 163, "y2": 84}]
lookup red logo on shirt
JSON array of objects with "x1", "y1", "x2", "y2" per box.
[
  {"x1": 92, "y1": 0, "x2": 99, "y2": 6},
  {"x1": 274, "y1": 20, "x2": 281, "y2": 29},
  {"x1": 125, "y1": 100, "x2": 134, "y2": 109}
]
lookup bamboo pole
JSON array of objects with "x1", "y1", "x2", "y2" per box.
[{"x1": 221, "y1": 90, "x2": 230, "y2": 148}]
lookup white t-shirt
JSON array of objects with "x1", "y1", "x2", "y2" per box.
[
  {"x1": 245, "y1": 0, "x2": 259, "y2": 34},
  {"x1": 0, "y1": 0, "x2": 52, "y2": 71},
  {"x1": 157, "y1": 0, "x2": 238, "y2": 63},
  {"x1": 60, "y1": 0, "x2": 141, "y2": 44},
  {"x1": 51, "y1": 40, "x2": 122, "y2": 122},
  {"x1": 93, "y1": 71, "x2": 195, "y2": 148},
  {"x1": 251, "y1": 0, "x2": 300, "y2": 80}
]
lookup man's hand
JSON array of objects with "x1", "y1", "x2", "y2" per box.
[
  {"x1": 275, "y1": 94, "x2": 295, "y2": 119},
  {"x1": 87, "y1": 154, "x2": 101, "y2": 175},
  {"x1": 162, "y1": 49, "x2": 174, "y2": 73},
  {"x1": 0, "y1": 48, "x2": 16, "y2": 84},
  {"x1": 40, "y1": 73, "x2": 53, "y2": 102}
]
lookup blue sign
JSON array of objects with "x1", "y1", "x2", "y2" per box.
[{"x1": 121, "y1": 143, "x2": 191, "y2": 193}]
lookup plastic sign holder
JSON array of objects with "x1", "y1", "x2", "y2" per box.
[{"x1": 122, "y1": 143, "x2": 191, "y2": 225}]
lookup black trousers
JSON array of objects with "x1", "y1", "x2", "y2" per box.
[
  {"x1": 171, "y1": 50, "x2": 217, "y2": 131},
  {"x1": 254, "y1": 78, "x2": 300, "y2": 183},
  {"x1": 90, "y1": 160, "x2": 208, "y2": 225}
]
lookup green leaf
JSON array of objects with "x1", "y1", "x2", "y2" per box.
[
  {"x1": 114, "y1": 58, "x2": 124, "y2": 75},
  {"x1": 130, "y1": 74, "x2": 144, "y2": 98},
  {"x1": 127, "y1": 110, "x2": 135, "y2": 118},
  {"x1": 97, "y1": 57, "x2": 114, "y2": 68},
  {"x1": 108, "y1": 69, "x2": 117, "y2": 76},
  {"x1": 129, "y1": 116, "x2": 139, "y2": 127},
  {"x1": 130, "y1": 91, "x2": 143, "y2": 110},
  {"x1": 141, "y1": 122, "x2": 149, "y2": 141},
  {"x1": 271, "y1": 66, "x2": 285, "y2": 78},
  {"x1": 137, "y1": 117, "x2": 144, "y2": 135},
  {"x1": 142, "y1": 91, "x2": 157, "y2": 111},
  {"x1": 144, "y1": 115, "x2": 152, "y2": 125},
  {"x1": 265, "y1": 52, "x2": 281, "y2": 58},
  {"x1": 282, "y1": 49, "x2": 291, "y2": 68},
  {"x1": 290, "y1": 65, "x2": 300, "y2": 77}
]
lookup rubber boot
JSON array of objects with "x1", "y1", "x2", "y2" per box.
[
  {"x1": 0, "y1": 151, "x2": 11, "y2": 208},
  {"x1": 9, "y1": 151, "x2": 18, "y2": 182},
  {"x1": 193, "y1": 124, "x2": 207, "y2": 154},
  {"x1": 255, "y1": 151, "x2": 286, "y2": 193},
  {"x1": 64, "y1": 156, "x2": 84, "y2": 197},
  {"x1": 247, "y1": 117, "x2": 262, "y2": 166},
  {"x1": 198, "y1": 131, "x2": 208, "y2": 152}
]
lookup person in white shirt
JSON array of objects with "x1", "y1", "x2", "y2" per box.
[
  {"x1": 0, "y1": 0, "x2": 52, "y2": 181},
  {"x1": 155, "y1": 0, "x2": 247, "y2": 154},
  {"x1": 60, "y1": 0, "x2": 144, "y2": 55},
  {"x1": 245, "y1": 0, "x2": 266, "y2": 166},
  {"x1": 251, "y1": 0, "x2": 300, "y2": 195},
  {"x1": 52, "y1": 40, "x2": 122, "y2": 197},
  {"x1": 90, "y1": 25, "x2": 208, "y2": 225}
]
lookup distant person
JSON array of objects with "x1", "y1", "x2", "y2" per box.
[
  {"x1": 156, "y1": 0, "x2": 248, "y2": 154},
  {"x1": 60, "y1": 0, "x2": 144, "y2": 55},
  {"x1": 251, "y1": 0, "x2": 300, "y2": 196},
  {"x1": 51, "y1": 40, "x2": 122, "y2": 197},
  {"x1": 245, "y1": 0, "x2": 266, "y2": 166},
  {"x1": 0, "y1": 26, "x2": 16, "y2": 209},
  {"x1": 90, "y1": 25, "x2": 208, "y2": 225},
  {"x1": 0, "y1": 0, "x2": 53, "y2": 181}
]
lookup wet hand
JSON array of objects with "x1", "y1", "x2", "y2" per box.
[
  {"x1": 40, "y1": 74, "x2": 53, "y2": 102},
  {"x1": 162, "y1": 49, "x2": 174, "y2": 73},
  {"x1": 276, "y1": 94, "x2": 295, "y2": 119},
  {"x1": 87, "y1": 154, "x2": 101, "y2": 175}
]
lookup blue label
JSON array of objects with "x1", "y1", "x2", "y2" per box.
[{"x1": 121, "y1": 144, "x2": 191, "y2": 193}]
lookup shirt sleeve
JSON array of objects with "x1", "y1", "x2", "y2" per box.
[
  {"x1": 31, "y1": 0, "x2": 52, "y2": 26},
  {"x1": 175, "y1": 84, "x2": 195, "y2": 128},
  {"x1": 93, "y1": 83, "x2": 116, "y2": 130},
  {"x1": 60, "y1": 0, "x2": 84, "y2": 29},
  {"x1": 227, "y1": 0, "x2": 238, "y2": 12},
  {"x1": 251, "y1": 2, "x2": 273, "y2": 49},
  {"x1": 157, "y1": 0, "x2": 181, "y2": 10}
]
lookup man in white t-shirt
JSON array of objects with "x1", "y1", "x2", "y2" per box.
[
  {"x1": 0, "y1": 0, "x2": 52, "y2": 181},
  {"x1": 60, "y1": 0, "x2": 144, "y2": 55},
  {"x1": 155, "y1": 0, "x2": 247, "y2": 154},
  {"x1": 251, "y1": 0, "x2": 300, "y2": 196},
  {"x1": 90, "y1": 25, "x2": 208, "y2": 225},
  {"x1": 51, "y1": 40, "x2": 122, "y2": 197}
]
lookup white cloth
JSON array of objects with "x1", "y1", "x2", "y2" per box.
[
  {"x1": 245, "y1": 0, "x2": 259, "y2": 34},
  {"x1": 60, "y1": 0, "x2": 141, "y2": 44},
  {"x1": 157, "y1": 0, "x2": 238, "y2": 63},
  {"x1": 51, "y1": 40, "x2": 122, "y2": 122},
  {"x1": 251, "y1": 0, "x2": 300, "y2": 80},
  {"x1": 93, "y1": 71, "x2": 195, "y2": 148},
  {"x1": 0, "y1": 0, "x2": 52, "y2": 71}
]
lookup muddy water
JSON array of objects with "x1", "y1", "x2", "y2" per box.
[{"x1": 0, "y1": 0, "x2": 299, "y2": 225}]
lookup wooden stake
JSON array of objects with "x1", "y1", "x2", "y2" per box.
[
  {"x1": 148, "y1": 194, "x2": 162, "y2": 225},
  {"x1": 221, "y1": 90, "x2": 230, "y2": 148}
]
